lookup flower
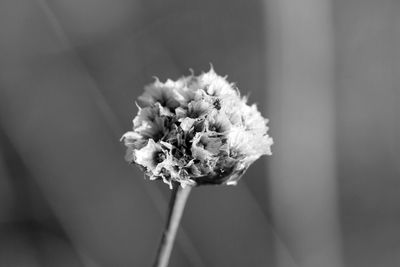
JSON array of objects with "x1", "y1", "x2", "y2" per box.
[
  {"x1": 121, "y1": 66, "x2": 273, "y2": 188},
  {"x1": 139, "y1": 78, "x2": 181, "y2": 109}
]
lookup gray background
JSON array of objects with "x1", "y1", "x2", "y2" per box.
[{"x1": 0, "y1": 0, "x2": 399, "y2": 266}]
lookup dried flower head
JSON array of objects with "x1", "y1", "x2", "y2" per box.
[{"x1": 121, "y1": 67, "x2": 273, "y2": 188}]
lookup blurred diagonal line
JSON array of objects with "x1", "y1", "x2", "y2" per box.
[
  {"x1": 35, "y1": 1, "x2": 206, "y2": 266},
  {"x1": 243, "y1": 182, "x2": 299, "y2": 266},
  {"x1": 36, "y1": 0, "x2": 122, "y2": 138},
  {"x1": 37, "y1": 1, "x2": 292, "y2": 265},
  {"x1": 264, "y1": 0, "x2": 344, "y2": 266},
  {"x1": 75, "y1": 246, "x2": 102, "y2": 267}
]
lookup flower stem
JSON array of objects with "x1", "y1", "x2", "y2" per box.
[{"x1": 153, "y1": 182, "x2": 192, "y2": 267}]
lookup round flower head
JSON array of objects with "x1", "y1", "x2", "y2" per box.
[{"x1": 121, "y1": 67, "x2": 273, "y2": 188}]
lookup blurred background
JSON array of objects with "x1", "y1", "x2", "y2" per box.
[{"x1": 0, "y1": 0, "x2": 399, "y2": 266}]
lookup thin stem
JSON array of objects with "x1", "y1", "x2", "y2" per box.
[{"x1": 153, "y1": 182, "x2": 192, "y2": 267}]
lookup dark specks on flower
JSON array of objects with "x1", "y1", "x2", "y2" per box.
[
  {"x1": 155, "y1": 151, "x2": 166, "y2": 164},
  {"x1": 213, "y1": 99, "x2": 221, "y2": 110}
]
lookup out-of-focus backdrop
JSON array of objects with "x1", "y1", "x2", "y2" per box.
[{"x1": 0, "y1": 0, "x2": 399, "y2": 266}]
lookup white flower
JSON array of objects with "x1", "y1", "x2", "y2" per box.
[
  {"x1": 195, "y1": 67, "x2": 238, "y2": 98},
  {"x1": 173, "y1": 75, "x2": 198, "y2": 107},
  {"x1": 191, "y1": 132, "x2": 222, "y2": 161},
  {"x1": 134, "y1": 139, "x2": 163, "y2": 169},
  {"x1": 132, "y1": 104, "x2": 172, "y2": 142},
  {"x1": 206, "y1": 110, "x2": 232, "y2": 134},
  {"x1": 240, "y1": 102, "x2": 269, "y2": 133},
  {"x1": 121, "y1": 131, "x2": 147, "y2": 162},
  {"x1": 122, "y1": 67, "x2": 273, "y2": 188},
  {"x1": 139, "y1": 78, "x2": 181, "y2": 109},
  {"x1": 227, "y1": 127, "x2": 273, "y2": 162}
]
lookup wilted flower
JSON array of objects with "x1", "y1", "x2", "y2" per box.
[{"x1": 121, "y1": 67, "x2": 273, "y2": 188}]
